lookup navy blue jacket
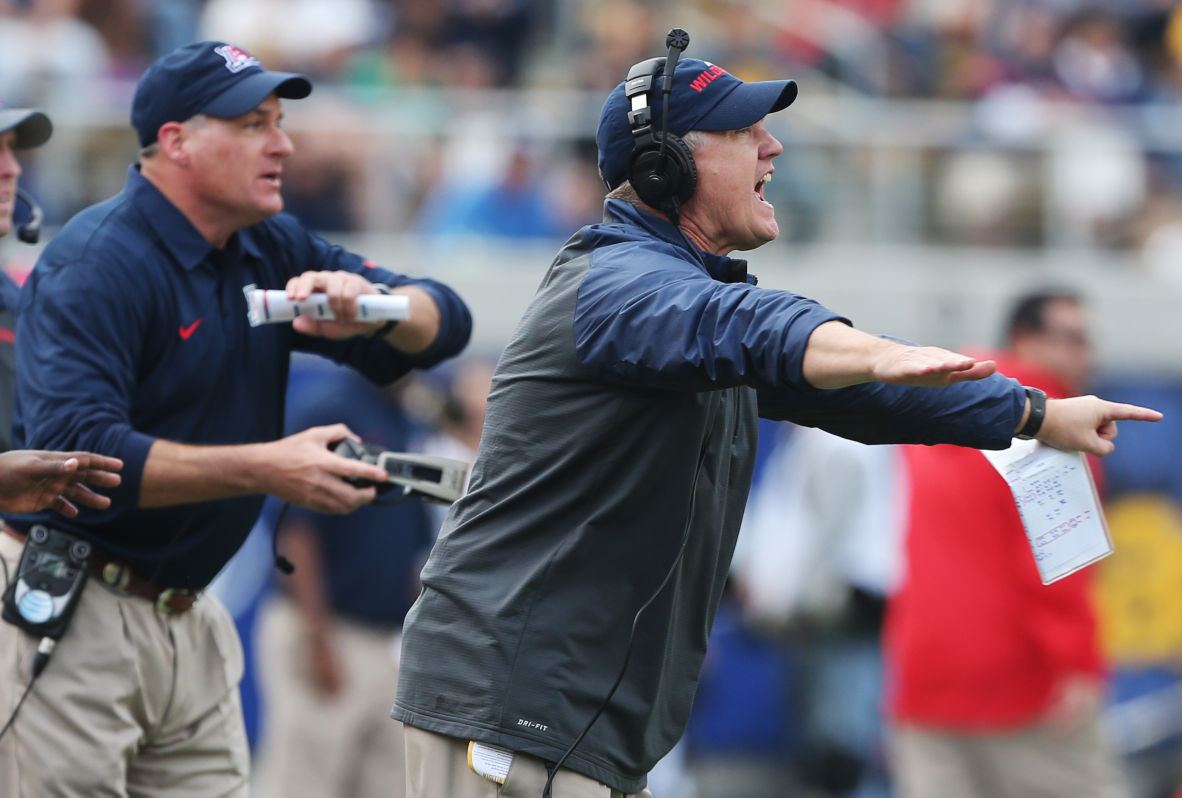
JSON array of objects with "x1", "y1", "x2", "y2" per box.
[
  {"x1": 395, "y1": 200, "x2": 1024, "y2": 792},
  {"x1": 10, "y1": 166, "x2": 470, "y2": 589}
]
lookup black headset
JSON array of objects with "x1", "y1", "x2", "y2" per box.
[
  {"x1": 15, "y1": 187, "x2": 42, "y2": 244},
  {"x1": 625, "y1": 28, "x2": 696, "y2": 223}
]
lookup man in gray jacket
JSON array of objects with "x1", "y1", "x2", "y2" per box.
[{"x1": 393, "y1": 43, "x2": 1159, "y2": 798}]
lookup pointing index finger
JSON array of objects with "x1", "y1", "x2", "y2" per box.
[{"x1": 1109, "y1": 403, "x2": 1163, "y2": 422}]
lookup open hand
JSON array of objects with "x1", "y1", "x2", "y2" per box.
[
  {"x1": 802, "y1": 323, "x2": 1000, "y2": 390},
  {"x1": 0, "y1": 450, "x2": 123, "y2": 517},
  {"x1": 872, "y1": 346, "x2": 998, "y2": 387}
]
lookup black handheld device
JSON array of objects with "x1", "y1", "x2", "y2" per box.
[
  {"x1": 0, "y1": 526, "x2": 92, "y2": 742},
  {"x1": 272, "y1": 439, "x2": 470, "y2": 575},
  {"x1": 331, "y1": 438, "x2": 400, "y2": 495},
  {"x1": 2, "y1": 525, "x2": 91, "y2": 640}
]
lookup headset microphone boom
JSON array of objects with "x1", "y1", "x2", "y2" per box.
[
  {"x1": 15, "y1": 187, "x2": 42, "y2": 244},
  {"x1": 624, "y1": 28, "x2": 697, "y2": 223}
]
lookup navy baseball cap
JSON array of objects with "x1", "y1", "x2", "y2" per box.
[
  {"x1": 131, "y1": 41, "x2": 312, "y2": 147},
  {"x1": 0, "y1": 104, "x2": 52, "y2": 149},
  {"x1": 597, "y1": 58, "x2": 797, "y2": 190}
]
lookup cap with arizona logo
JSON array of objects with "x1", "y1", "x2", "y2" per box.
[
  {"x1": 131, "y1": 40, "x2": 312, "y2": 147},
  {"x1": 596, "y1": 57, "x2": 797, "y2": 191}
]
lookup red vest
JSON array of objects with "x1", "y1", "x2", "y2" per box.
[{"x1": 884, "y1": 354, "x2": 1104, "y2": 728}]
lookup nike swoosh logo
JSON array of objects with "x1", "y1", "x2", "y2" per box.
[{"x1": 178, "y1": 318, "x2": 203, "y2": 340}]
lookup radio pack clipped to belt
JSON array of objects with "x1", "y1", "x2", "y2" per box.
[{"x1": 2, "y1": 524, "x2": 90, "y2": 641}]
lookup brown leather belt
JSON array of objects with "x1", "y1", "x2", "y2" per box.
[{"x1": 3, "y1": 524, "x2": 198, "y2": 615}]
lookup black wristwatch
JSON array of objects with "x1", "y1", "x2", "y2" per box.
[
  {"x1": 369, "y1": 283, "x2": 399, "y2": 339},
  {"x1": 1015, "y1": 386, "x2": 1047, "y2": 440}
]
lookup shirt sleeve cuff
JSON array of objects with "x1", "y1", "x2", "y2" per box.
[
  {"x1": 106, "y1": 428, "x2": 157, "y2": 510},
  {"x1": 396, "y1": 280, "x2": 472, "y2": 367}
]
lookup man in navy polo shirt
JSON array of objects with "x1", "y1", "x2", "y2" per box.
[{"x1": 0, "y1": 41, "x2": 471, "y2": 796}]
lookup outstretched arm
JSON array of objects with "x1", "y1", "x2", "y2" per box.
[
  {"x1": 0, "y1": 451, "x2": 123, "y2": 517},
  {"x1": 800, "y1": 322, "x2": 1165, "y2": 455},
  {"x1": 802, "y1": 320, "x2": 997, "y2": 389},
  {"x1": 763, "y1": 322, "x2": 1163, "y2": 454},
  {"x1": 139, "y1": 424, "x2": 389, "y2": 513}
]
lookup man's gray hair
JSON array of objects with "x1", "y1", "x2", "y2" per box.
[
  {"x1": 606, "y1": 129, "x2": 707, "y2": 204},
  {"x1": 138, "y1": 113, "x2": 209, "y2": 160}
]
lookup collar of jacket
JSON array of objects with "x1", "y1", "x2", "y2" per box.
[{"x1": 603, "y1": 199, "x2": 757, "y2": 286}]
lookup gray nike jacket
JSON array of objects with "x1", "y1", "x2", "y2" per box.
[{"x1": 393, "y1": 200, "x2": 1025, "y2": 792}]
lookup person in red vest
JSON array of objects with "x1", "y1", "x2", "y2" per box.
[{"x1": 884, "y1": 290, "x2": 1127, "y2": 798}]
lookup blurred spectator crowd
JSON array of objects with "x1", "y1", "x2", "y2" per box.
[{"x1": 7, "y1": 0, "x2": 1182, "y2": 264}]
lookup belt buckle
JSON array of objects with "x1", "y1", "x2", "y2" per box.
[
  {"x1": 155, "y1": 587, "x2": 194, "y2": 615},
  {"x1": 102, "y1": 561, "x2": 131, "y2": 590}
]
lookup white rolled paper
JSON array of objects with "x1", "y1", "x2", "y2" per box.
[{"x1": 243, "y1": 284, "x2": 410, "y2": 328}]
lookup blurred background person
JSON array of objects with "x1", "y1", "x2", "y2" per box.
[
  {"x1": 414, "y1": 143, "x2": 566, "y2": 241},
  {"x1": 0, "y1": 103, "x2": 51, "y2": 451},
  {"x1": 884, "y1": 289, "x2": 1126, "y2": 798},
  {"x1": 0, "y1": 0, "x2": 110, "y2": 109},
  {"x1": 0, "y1": 104, "x2": 50, "y2": 241},
  {"x1": 731, "y1": 420, "x2": 905, "y2": 798},
  {"x1": 253, "y1": 360, "x2": 436, "y2": 798},
  {"x1": 0, "y1": 106, "x2": 125, "y2": 522}
]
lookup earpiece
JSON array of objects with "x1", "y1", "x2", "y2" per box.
[
  {"x1": 15, "y1": 188, "x2": 42, "y2": 244},
  {"x1": 624, "y1": 29, "x2": 696, "y2": 222}
]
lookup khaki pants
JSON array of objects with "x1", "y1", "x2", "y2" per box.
[
  {"x1": 0, "y1": 531, "x2": 249, "y2": 797},
  {"x1": 252, "y1": 596, "x2": 406, "y2": 798},
  {"x1": 404, "y1": 725, "x2": 654, "y2": 798},
  {"x1": 891, "y1": 716, "x2": 1129, "y2": 798}
]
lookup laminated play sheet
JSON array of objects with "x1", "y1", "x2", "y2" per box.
[{"x1": 981, "y1": 440, "x2": 1112, "y2": 584}]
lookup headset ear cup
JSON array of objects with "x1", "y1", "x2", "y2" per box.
[
  {"x1": 628, "y1": 132, "x2": 697, "y2": 213},
  {"x1": 665, "y1": 134, "x2": 697, "y2": 206},
  {"x1": 628, "y1": 146, "x2": 668, "y2": 208}
]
